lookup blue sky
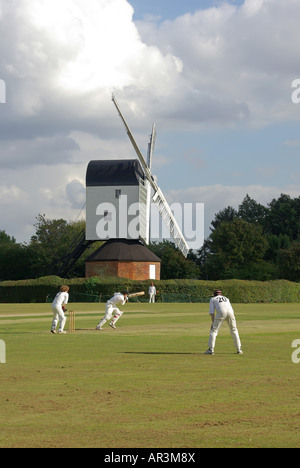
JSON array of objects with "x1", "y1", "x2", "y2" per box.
[
  {"x1": 130, "y1": 0, "x2": 244, "y2": 21},
  {"x1": 0, "y1": 0, "x2": 299, "y2": 246}
]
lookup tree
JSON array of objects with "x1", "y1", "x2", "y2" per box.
[
  {"x1": 238, "y1": 194, "x2": 267, "y2": 225},
  {"x1": 149, "y1": 241, "x2": 200, "y2": 279},
  {"x1": 0, "y1": 230, "x2": 31, "y2": 280},
  {"x1": 264, "y1": 233, "x2": 291, "y2": 262},
  {"x1": 264, "y1": 194, "x2": 300, "y2": 240},
  {"x1": 0, "y1": 230, "x2": 16, "y2": 244},
  {"x1": 278, "y1": 242, "x2": 300, "y2": 282},
  {"x1": 210, "y1": 206, "x2": 238, "y2": 232},
  {"x1": 200, "y1": 193, "x2": 300, "y2": 281},
  {"x1": 0, "y1": 242, "x2": 32, "y2": 280},
  {"x1": 203, "y1": 219, "x2": 268, "y2": 279},
  {"x1": 28, "y1": 214, "x2": 87, "y2": 277}
]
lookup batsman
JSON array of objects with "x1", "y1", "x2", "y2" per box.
[{"x1": 96, "y1": 291, "x2": 144, "y2": 331}]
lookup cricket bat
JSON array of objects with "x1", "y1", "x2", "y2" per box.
[{"x1": 128, "y1": 292, "x2": 145, "y2": 298}]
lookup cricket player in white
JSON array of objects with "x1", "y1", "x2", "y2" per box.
[
  {"x1": 148, "y1": 283, "x2": 157, "y2": 303},
  {"x1": 205, "y1": 290, "x2": 243, "y2": 355},
  {"x1": 51, "y1": 285, "x2": 69, "y2": 334},
  {"x1": 96, "y1": 292, "x2": 129, "y2": 330}
]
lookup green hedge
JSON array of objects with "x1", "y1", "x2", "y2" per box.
[{"x1": 0, "y1": 276, "x2": 299, "y2": 303}]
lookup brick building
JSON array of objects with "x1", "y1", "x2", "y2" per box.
[{"x1": 85, "y1": 239, "x2": 161, "y2": 281}]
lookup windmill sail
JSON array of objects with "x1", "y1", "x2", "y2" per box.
[
  {"x1": 144, "y1": 123, "x2": 156, "y2": 243},
  {"x1": 147, "y1": 123, "x2": 156, "y2": 170},
  {"x1": 112, "y1": 95, "x2": 189, "y2": 257}
]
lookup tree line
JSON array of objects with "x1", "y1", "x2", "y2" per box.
[
  {"x1": 0, "y1": 193, "x2": 299, "y2": 282},
  {"x1": 194, "y1": 193, "x2": 300, "y2": 282},
  {"x1": 0, "y1": 215, "x2": 100, "y2": 281}
]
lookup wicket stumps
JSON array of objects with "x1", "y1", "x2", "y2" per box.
[{"x1": 69, "y1": 310, "x2": 75, "y2": 333}]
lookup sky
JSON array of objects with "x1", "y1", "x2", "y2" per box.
[
  {"x1": 130, "y1": 0, "x2": 244, "y2": 21},
  {"x1": 0, "y1": 0, "x2": 299, "y2": 249}
]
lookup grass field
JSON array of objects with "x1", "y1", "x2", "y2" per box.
[{"x1": 0, "y1": 302, "x2": 299, "y2": 448}]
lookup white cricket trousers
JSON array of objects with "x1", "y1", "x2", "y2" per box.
[
  {"x1": 149, "y1": 294, "x2": 155, "y2": 303},
  {"x1": 97, "y1": 303, "x2": 123, "y2": 328},
  {"x1": 51, "y1": 306, "x2": 66, "y2": 333},
  {"x1": 208, "y1": 309, "x2": 242, "y2": 351}
]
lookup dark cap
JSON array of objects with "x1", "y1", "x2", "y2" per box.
[{"x1": 214, "y1": 290, "x2": 222, "y2": 296}]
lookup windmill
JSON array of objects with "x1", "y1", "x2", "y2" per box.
[
  {"x1": 112, "y1": 95, "x2": 189, "y2": 258},
  {"x1": 52, "y1": 96, "x2": 189, "y2": 279}
]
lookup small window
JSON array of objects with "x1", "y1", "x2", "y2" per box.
[{"x1": 115, "y1": 189, "x2": 122, "y2": 199}]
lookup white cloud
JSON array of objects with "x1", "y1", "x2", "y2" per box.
[
  {"x1": 1, "y1": 0, "x2": 183, "y2": 117},
  {"x1": 0, "y1": 184, "x2": 27, "y2": 204},
  {"x1": 136, "y1": 0, "x2": 300, "y2": 126},
  {"x1": 66, "y1": 179, "x2": 85, "y2": 209}
]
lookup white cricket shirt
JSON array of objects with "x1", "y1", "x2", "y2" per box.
[
  {"x1": 107, "y1": 293, "x2": 126, "y2": 306},
  {"x1": 52, "y1": 292, "x2": 69, "y2": 308},
  {"x1": 209, "y1": 295, "x2": 234, "y2": 315}
]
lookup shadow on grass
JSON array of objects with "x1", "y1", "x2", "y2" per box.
[
  {"x1": 123, "y1": 351, "x2": 199, "y2": 355},
  {"x1": 122, "y1": 351, "x2": 239, "y2": 356}
]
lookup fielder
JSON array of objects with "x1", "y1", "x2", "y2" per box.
[
  {"x1": 51, "y1": 285, "x2": 69, "y2": 334},
  {"x1": 204, "y1": 290, "x2": 243, "y2": 355},
  {"x1": 96, "y1": 291, "x2": 129, "y2": 330},
  {"x1": 148, "y1": 283, "x2": 157, "y2": 303}
]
